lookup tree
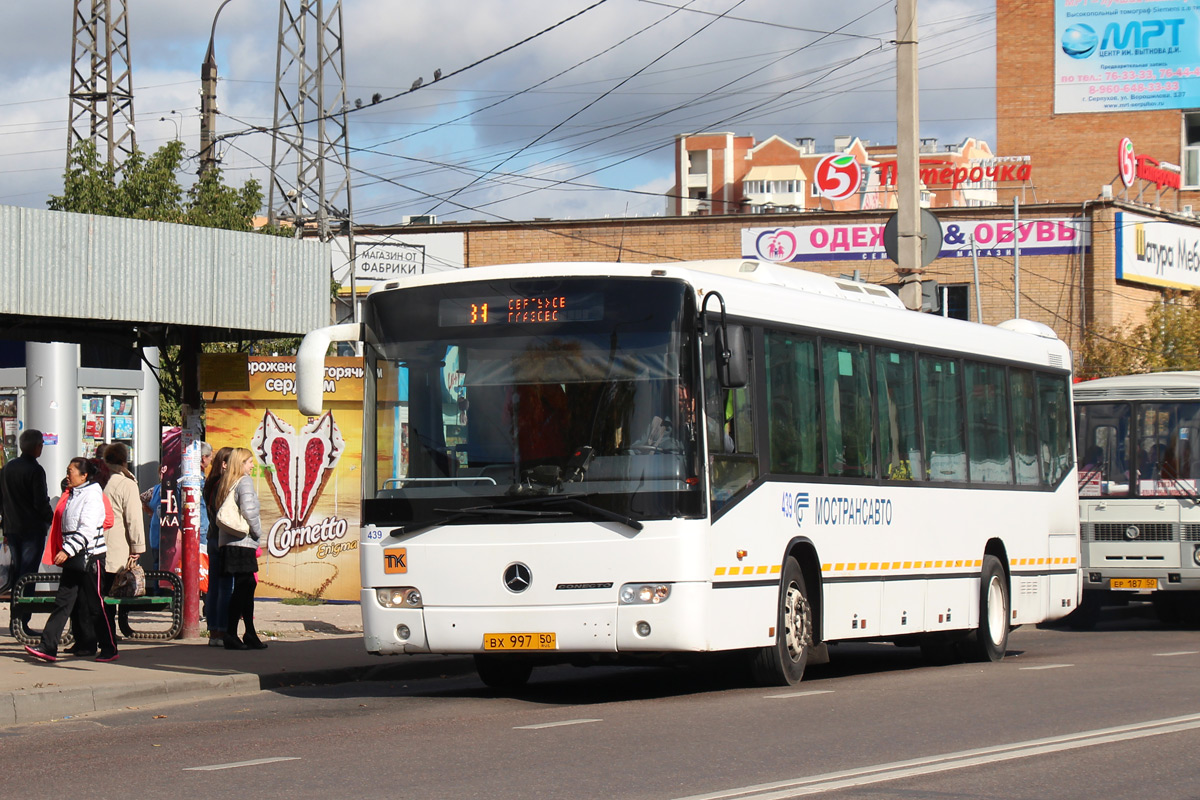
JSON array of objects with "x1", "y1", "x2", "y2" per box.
[
  {"x1": 1081, "y1": 291, "x2": 1200, "y2": 379},
  {"x1": 50, "y1": 140, "x2": 294, "y2": 424}
]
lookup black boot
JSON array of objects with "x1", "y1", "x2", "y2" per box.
[
  {"x1": 243, "y1": 632, "x2": 268, "y2": 650},
  {"x1": 223, "y1": 634, "x2": 249, "y2": 650}
]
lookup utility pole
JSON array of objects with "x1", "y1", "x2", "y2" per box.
[
  {"x1": 199, "y1": 0, "x2": 237, "y2": 178},
  {"x1": 267, "y1": 0, "x2": 354, "y2": 242},
  {"x1": 67, "y1": 0, "x2": 137, "y2": 171},
  {"x1": 895, "y1": 0, "x2": 923, "y2": 310}
]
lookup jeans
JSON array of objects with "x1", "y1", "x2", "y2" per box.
[
  {"x1": 204, "y1": 544, "x2": 234, "y2": 634},
  {"x1": 3, "y1": 534, "x2": 46, "y2": 593}
]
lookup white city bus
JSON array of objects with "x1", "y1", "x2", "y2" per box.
[
  {"x1": 1072, "y1": 371, "x2": 1200, "y2": 626},
  {"x1": 297, "y1": 259, "x2": 1080, "y2": 688}
]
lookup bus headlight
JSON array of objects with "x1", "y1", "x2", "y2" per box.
[
  {"x1": 376, "y1": 587, "x2": 422, "y2": 608},
  {"x1": 1193, "y1": 545, "x2": 1200, "y2": 567},
  {"x1": 619, "y1": 583, "x2": 671, "y2": 604}
]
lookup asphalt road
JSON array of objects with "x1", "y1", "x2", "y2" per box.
[{"x1": 6, "y1": 602, "x2": 1199, "y2": 800}]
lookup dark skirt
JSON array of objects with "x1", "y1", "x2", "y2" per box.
[{"x1": 221, "y1": 545, "x2": 259, "y2": 576}]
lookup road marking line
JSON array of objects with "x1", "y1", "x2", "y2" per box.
[
  {"x1": 185, "y1": 757, "x2": 301, "y2": 772},
  {"x1": 669, "y1": 712, "x2": 1200, "y2": 800},
  {"x1": 764, "y1": 690, "x2": 835, "y2": 700},
  {"x1": 1019, "y1": 663, "x2": 1073, "y2": 670},
  {"x1": 1153, "y1": 651, "x2": 1199, "y2": 657},
  {"x1": 515, "y1": 718, "x2": 601, "y2": 730}
]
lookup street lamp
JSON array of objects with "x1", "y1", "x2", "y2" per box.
[
  {"x1": 159, "y1": 110, "x2": 181, "y2": 140},
  {"x1": 200, "y1": 0, "x2": 237, "y2": 177}
]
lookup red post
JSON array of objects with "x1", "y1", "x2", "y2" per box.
[
  {"x1": 180, "y1": 481, "x2": 201, "y2": 638},
  {"x1": 178, "y1": 419, "x2": 204, "y2": 639}
]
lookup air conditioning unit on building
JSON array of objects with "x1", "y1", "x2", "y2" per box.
[{"x1": 403, "y1": 214, "x2": 438, "y2": 225}]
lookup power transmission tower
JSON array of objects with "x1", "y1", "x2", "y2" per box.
[
  {"x1": 267, "y1": 0, "x2": 354, "y2": 241},
  {"x1": 67, "y1": 0, "x2": 137, "y2": 171}
]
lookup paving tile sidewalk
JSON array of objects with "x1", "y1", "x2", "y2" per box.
[{"x1": 1, "y1": 598, "x2": 473, "y2": 727}]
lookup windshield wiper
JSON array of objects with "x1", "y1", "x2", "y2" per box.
[
  {"x1": 390, "y1": 499, "x2": 579, "y2": 536},
  {"x1": 389, "y1": 495, "x2": 642, "y2": 536},
  {"x1": 506, "y1": 494, "x2": 643, "y2": 532}
]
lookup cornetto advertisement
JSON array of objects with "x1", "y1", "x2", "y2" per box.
[{"x1": 204, "y1": 355, "x2": 364, "y2": 601}]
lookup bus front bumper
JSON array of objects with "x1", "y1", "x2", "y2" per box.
[{"x1": 360, "y1": 584, "x2": 712, "y2": 656}]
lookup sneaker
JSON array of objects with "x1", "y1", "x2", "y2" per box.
[
  {"x1": 66, "y1": 646, "x2": 98, "y2": 658},
  {"x1": 207, "y1": 635, "x2": 226, "y2": 648},
  {"x1": 24, "y1": 645, "x2": 57, "y2": 663},
  {"x1": 95, "y1": 652, "x2": 119, "y2": 663}
]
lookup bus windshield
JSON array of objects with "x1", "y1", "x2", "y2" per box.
[
  {"x1": 1077, "y1": 401, "x2": 1200, "y2": 497},
  {"x1": 363, "y1": 277, "x2": 704, "y2": 528}
]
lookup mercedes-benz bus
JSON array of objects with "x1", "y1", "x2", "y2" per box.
[{"x1": 296, "y1": 259, "x2": 1079, "y2": 688}]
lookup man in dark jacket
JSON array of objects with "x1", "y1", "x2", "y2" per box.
[{"x1": 0, "y1": 429, "x2": 54, "y2": 600}]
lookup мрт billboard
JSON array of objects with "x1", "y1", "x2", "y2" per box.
[{"x1": 1055, "y1": 0, "x2": 1200, "y2": 114}]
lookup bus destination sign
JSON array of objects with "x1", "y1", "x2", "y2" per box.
[{"x1": 438, "y1": 293, "x2": 604, "y2": 327}]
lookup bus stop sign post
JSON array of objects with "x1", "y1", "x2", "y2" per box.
[{"x1": 179, "y1": 411, "x2": 203, "y2": 639}]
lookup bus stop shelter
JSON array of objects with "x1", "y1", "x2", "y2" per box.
[
  {"x1": 0, "y1": 203, "x2": 330, "y2": 481},
  {"x1": 0, "y1": 204, "x2": 331, "y2": 638}
]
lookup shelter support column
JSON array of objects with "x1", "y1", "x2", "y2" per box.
[{"x1": 25, "y1": 342, "x2": 80, "y2": 488}]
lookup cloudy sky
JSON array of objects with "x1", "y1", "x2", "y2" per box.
[{"x1": 0, "y1": 0, "x2": 995, "y2": 224}]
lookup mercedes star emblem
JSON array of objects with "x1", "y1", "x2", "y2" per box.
[{"x1": 504, "y1": 562, "x2": 532, "y2": 593}]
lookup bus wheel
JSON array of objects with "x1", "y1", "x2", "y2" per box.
[
  {"x1": 749, "y1": 557, "x2": 812, "y2": 686},
  {"x1": 474, "y1": 654, "x2": 533, "y2": 692},
  {"x1": 964, "y1": 555, "x2": 1009, "y2": 662}
]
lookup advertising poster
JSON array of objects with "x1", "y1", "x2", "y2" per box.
[
  {"x1": 203, "y1": 355, "x2": 365, "y2": 601},
  {"x1": 742, "y1": 219, "x2": 1090, "y2": 263},
  {"x1": 1115, "y1": 210, "x2": 1200, "y2": 289},
  {"x1": 1055, "y1": 0, "x2": 1200, "y2": 114}
]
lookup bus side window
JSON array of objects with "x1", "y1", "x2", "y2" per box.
[
  {"x1": 822, "y1": 339, "x2": 874, "y2": 478},
  {"x1": 1010, "y1": 369, "x2": 1041, "y2": 485},
  {"x1": 1036, "y1": 373, "x2": 1072, "y2": 486},
  {"x1": 765, "y1": 331, "x2": 821, "y2": 475},
  {"x1": 875, "y1": 348, "x2": 920, "y2": 481},
  {"x1": 705, "y1": 327, "x2": 758, "y2": 513},
  {"x1": 919, "y1": 355, "x2": 967, "y2": 482}
]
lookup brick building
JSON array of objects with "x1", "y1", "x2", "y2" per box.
[
  {"x1": 343, "y1": 196, "x2": 1191, "y2": 370},
  {"x1": 997, "y1": 0, "x2": 1197, "y2": 209}
]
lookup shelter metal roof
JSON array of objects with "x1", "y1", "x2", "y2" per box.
[{"x1": 0, "y1": 204, "x2": 330, "y2": 347}]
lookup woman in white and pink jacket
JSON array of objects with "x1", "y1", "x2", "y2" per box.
[{"x1": 24, "y1": 457, "x2": 119, "y2": 663}]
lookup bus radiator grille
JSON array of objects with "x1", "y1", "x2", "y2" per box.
[{"x1": 1091, "y1": 523, "x2": 1175, "y2": 542}]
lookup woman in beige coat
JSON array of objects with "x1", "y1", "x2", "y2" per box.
[{"x1": 102, "y1": 443, "x2": 145, "y2": 629}]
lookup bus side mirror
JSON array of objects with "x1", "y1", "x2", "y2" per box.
[
  {"x1": 718, "y1": 324, "x2": 748, "y2": 388},
  {"x1": 297, "y1": 322, "x2": 362, "y2": 416}
]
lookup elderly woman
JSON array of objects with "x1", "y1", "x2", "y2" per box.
[
  {"x1": 101, "y1": 442, "x2": 145, "y2": 631},
  {"x1": 24, "y1": 457, "x2": 119, "y2": 663}
]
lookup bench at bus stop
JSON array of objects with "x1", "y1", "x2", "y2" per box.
[{"x1": 7, "y1": 570, "x2": 184, "y2": 646}]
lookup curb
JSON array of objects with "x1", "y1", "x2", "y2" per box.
[{"x1": 1, "y1": 655, "x2": 477, "y2": 727}]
